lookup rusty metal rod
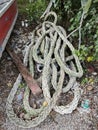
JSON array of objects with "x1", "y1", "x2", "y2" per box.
[{"x1": 6, "y1": 45, "x2": 42, "y2": 95}]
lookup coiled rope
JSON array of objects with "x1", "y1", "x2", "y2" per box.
[{"x1": 6, "y1": 12, "x2": 83, "y2": 128}]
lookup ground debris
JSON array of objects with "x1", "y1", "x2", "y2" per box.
[{"x1": 0, "y1": 14, "x2": 98, "y2": 130}]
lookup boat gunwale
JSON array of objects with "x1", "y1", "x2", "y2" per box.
[
  {"x1": 0, "y1": 10, "x2": 18, "y2": 58},
  {"x1": 0, "y1": 0, "x2": 15, "y2": 18}
]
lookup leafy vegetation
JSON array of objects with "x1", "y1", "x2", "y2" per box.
[
  {"x1": 17, "y1": 0, "x2": 98, "y2": 62},
  {"x1": 75, "y1": 45, "x2": 93, "y2": 62},
  {"x1": 17, "y1": 0, "x2": 49, "y2": 22},
  {"x1": 53, "y1": 0, "x2": 98, "y2": 62}
]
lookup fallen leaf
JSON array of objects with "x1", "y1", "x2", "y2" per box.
[
  {"x1": 87, "y1": 85, "x2": 93, "y2": 91},
  {"x1": 43, "y1": 101, "x2": 48, "y2": 107},
  {"x1": 7, "y1": 82, "x2": 12, "y2": 87}
]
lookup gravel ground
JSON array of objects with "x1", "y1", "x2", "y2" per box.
[{"x1": 0, "y1": 16, "x2": 98, "y2": 130}]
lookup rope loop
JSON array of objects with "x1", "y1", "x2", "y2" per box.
[
  {"x1": 44, "y1": 11, "x2": 57, "y2": 24},
  {"x1": 6, "y1": 12, "x2": 83, "y2": 128}
]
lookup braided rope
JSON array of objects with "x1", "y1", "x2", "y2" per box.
[{"x1": 6, "y1": 12, "x2": 83, "y2": 128}]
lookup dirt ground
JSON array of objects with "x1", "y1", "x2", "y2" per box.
[{"x1": 0, "y1": 15, "x2": 98, "y2": 130}]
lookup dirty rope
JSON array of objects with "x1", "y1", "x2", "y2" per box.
[{"x1": 6, "y1": 12, "x2": 83, "y2": 128}]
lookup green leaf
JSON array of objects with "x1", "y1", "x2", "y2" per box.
[{"x1": 81, "y1": 0, "x2": 92, "y2": 14}]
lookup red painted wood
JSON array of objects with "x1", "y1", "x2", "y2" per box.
[{"x1": 0, "y1": 1, "x2": 17, "y2": 45}]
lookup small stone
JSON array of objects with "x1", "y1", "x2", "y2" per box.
[
  {"x1": 92, "y1": 72, "x2": 97, "y2": 76},
  {"x1": 25, "y1": 23, "x2": 29, "y2": 27},
  {"x1": 87, "y1": 85, "x2": 93, "y2": 91},
  {"x1": 32, "y1": 103, "x2": 37, "y2": 109},
  {"x1": 21, "y1": 21, "x2": 25, "y2": 27},
  {"x1": 7, "y1": 82, "x2": 12, "y2": 87}
]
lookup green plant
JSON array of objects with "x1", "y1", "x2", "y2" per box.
[
  {"x1": 54, "y1": 0, "x2": 98, "y2": 62},
  {"x1": 81, "y1": 77, "x2": 89, "y2": 85},
  {"x1": 27, "y1": 0, "x2": 49, "y2": 22},
  {"x1": 18, "y1": 0, "x2": 49, "y2": 23},
  {"x1": 17, "y1": 0, "x2": 29, "y2": 13},
  {"x1": 18, "y1": 0, "x2": 98, "y2": 61},
  {"x1": 19, "y1": 83, "x2": 25, "y2": 88},
  {"x1": 75, "y1": 45, "x2": 93, "y2": 61},
  {"x1": 52, "y1": 0, "x2": 73, "y2": 27}
]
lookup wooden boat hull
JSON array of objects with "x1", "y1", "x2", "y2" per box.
[{"x1": 0, "y1": 0, "x2": 18, "y2": 58}]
